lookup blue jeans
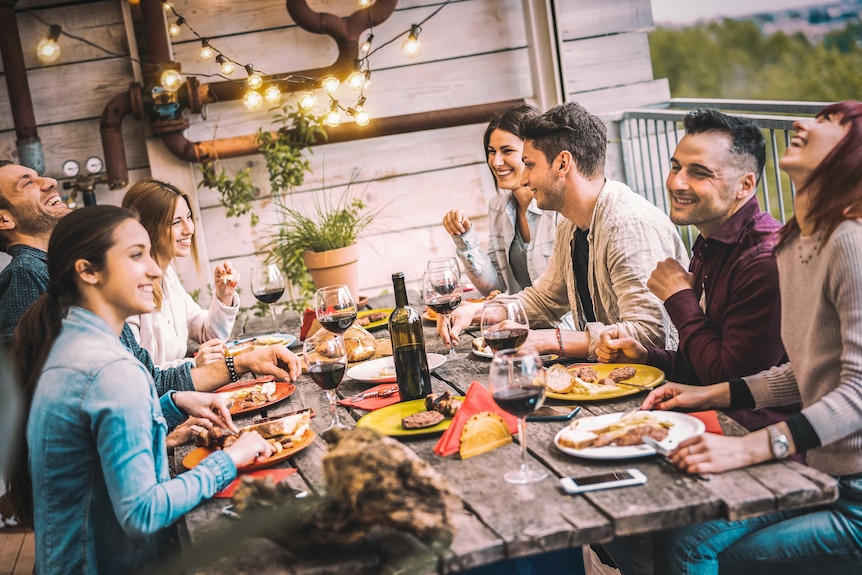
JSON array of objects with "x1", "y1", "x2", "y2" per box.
[{"x1": 605, "y1": 473, "x2": 862, "y2": 575}]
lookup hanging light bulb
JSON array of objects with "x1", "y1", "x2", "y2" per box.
[
  {"x1": 299, "y1": 91, "x2": 317, "y2": 111},
  {"x1": 347, "y1": 61, "x2": 367, "y2": 91},
  {"x1": 160, "y1": 68, "x2": 183, "y2": 92},
  {"x1": 245, "y1": 65, "x2": 263, "y2": 89},
  {"x1": 168, "y1": 17, "x2": 185, "y2": 37},
  {"x1": 321, "y1": 75, "x2": 340, "y2": 95},
  {"x1": 36, "y1": 25, "x2": 62, "y2": 64},
  {"x1": 243, "y1": 90, "x2": 263, "y2": 111},
  {"x1": 401, "y1": 24, "x2": 422, "y2": 59},
  {"x1": 358, "y1": 0, "x2": 373, "y2": 7},
  {"x1": 216, "y1": 55, "x2": 235, "y2": 76},
  {"x1": 264, "y1": 84, "x2": 282, "y2": 104},
  {"x1": 353, "y1": 106, "x2": 371, "y2": 127},
  {"x1": 359, "y1": 33, "x2": 374, "y2": 56},
  {"x1": 199, "y1": 39, "x2": 214, "y2": 61},
  {"x1": 325, "y1": 101, "x2": 341, "y2": 128},
  {"x1": 162, "y1": 1, "x2": 174, "y2": 11}
]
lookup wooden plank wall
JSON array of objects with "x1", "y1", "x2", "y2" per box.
[{"x1": 0, "y1": 0, "x2": 670, "y2": 308}]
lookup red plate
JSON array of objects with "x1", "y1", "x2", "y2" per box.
[
  {"x1": 215, "y1": 379, "x2": 296, "y2": 415},
  {"x1": 182, "y1": 429, "x2": 315, "y2": 472}
]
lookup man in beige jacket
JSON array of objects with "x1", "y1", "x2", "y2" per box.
[{"x1": 440, "y1": 102, "x2": 688, "y2": 359}]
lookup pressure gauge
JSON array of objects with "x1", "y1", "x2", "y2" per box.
[
  {"x1": 62, "y1": 159, "x2": 80, "y2": 178},
  {"x1": 85, "y1": 156, "x2": 104, "y2": 174}
]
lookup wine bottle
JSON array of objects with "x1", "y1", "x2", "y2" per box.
[{"x1": 388, "y1": 272, "x2": 432, "y2": 401}]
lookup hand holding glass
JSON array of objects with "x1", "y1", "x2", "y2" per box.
[
  {"x1": 303, "y1": 332, "x2": 350, "y2": 431},
  {"x1": 251, "y1": 264, "x2": 285, "y2": 332},
  {"x1": 315, "y1": 284, "x2": 357, "y2": 334},
  {"x1": 422, "y1": 268, "x2": 465, "y2": 360},
  {"x1": 481, "y1": 296, "x2": 529, "y2": 353},
  {"x1": 489, "y1": 349, "x2": 547, "y2": 484}
]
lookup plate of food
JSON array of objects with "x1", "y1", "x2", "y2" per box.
[
  {"x1": 346, "y1": 353, "x2": 447, "y2": 383},
  {"x1": 355, "y1": 308, "x2": 393, "y2": 330},
  {"x1": 356, "y1": 392, "x2": 464, "y2": 437},
  {"x1": 183, "y1": 411, "x2": 314, "y2": 471},
  {"x1": 225, "y1": 333, "x2": 298, "y2": 356},
  {"x1": 554, "y1": 410, "x2": 705, "y2": 460},
  {"x1": 214, "y1": 378, "x2": 296, "y2": 415},
  {"x1": 543, "y1": 363, "x2": 664, "y2": 401},
  {"x1": 469, "y1": 336, "x2": 559, "y2": 362}
]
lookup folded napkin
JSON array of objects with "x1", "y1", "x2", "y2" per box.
[
  {"x1": 338, "y1": 383, "x2": 402, "y2": 410},
  {"x1": 690, "y1": 410, "x2": 723, "y2": 435},
  {"x1": 214, "y1": 467, "x2": 297, "y2": 498},
  {"x1": 434, "y1": 381, "x2": 519, "y2": 457},
  {"x1": 300, "y1": 308, "x2": 322, "y2": 341}
]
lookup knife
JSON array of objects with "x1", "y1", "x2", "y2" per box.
[{"x1": 349, "y1": 387, "x2": 399, "y2": 402}]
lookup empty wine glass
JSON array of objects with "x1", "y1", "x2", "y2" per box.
[
  {"x1": 489, "y1": 348, "x2": 547, "y2": 484},
  {"x1": 426, "y1": 256, "x2": 460, "y2": 272},
  {"x1": 422, "y1": 268, "x2": 466, "y2": 360},
  {"x1": 250, "y1": 264, "x2": 286, "y2": 333},
  {"x1": 315, "y1": 284, "x2": 357, "y2": 334},
  {"x1": 481, "y1": 296, "x2": 529, "y2": 353},
  {"x1": 304, "y1": 332, "x2": 350, "y2": 431}
]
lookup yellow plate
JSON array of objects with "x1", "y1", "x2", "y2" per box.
[
  {"x1": 355, "y1": 397, "x2": 464, "y2": 437},
  {"x1": 356, "y1": 308, "x2": 393, "y2": 330},
  {"x1": 545, "y1": 363, "x2": 665, "y2": 401}
]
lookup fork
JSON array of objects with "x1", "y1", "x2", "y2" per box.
[{"x1": 349, "y1": 386, "x2": 399, "y2": 402}]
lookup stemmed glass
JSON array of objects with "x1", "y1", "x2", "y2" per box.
[
  {"x1": 304, "y1": 332, "x2": 350, "y2": 431},
  {"x1": 422, "y1": 267, "x2": 466, "y2": 360},
  {"x1": 427, "y1": 256, "x2": 461, "y2": 272},
  {"x1": 250, "y1": 264, "x2": 286, "y2": 333},
  {"x1": 315, "y1": 284, "x2": 357, "y2": 334},
  {"x1": 489, "y1": 349, "x2": 547, "y2": 484},
  {"x1": 481, "y1": 296, "x2": 529, "y2": 353}
]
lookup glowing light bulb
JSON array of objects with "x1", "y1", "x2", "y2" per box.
[
  {"x1": 359, "y1": 34, "x2": 373, "y2": 56},
  {"x1": 199, "y1": 40, "x2": 214, "y2": 61},
  {"x1": 160, "y1": 69, "x2": 183, "y2": 92},
  {"x1": 264, "y1": 84, "x2": 282, "y2": 103},
  {"x1": 216, "y1": 55, "x2": 235, "y2": 76},
  {"x1": 359, "y1": 0, "x2": 373, "y2": 7},
  {"x1": 354, "y1": 107, "x2": 370, "y2": 127},
  {"x1": 325, "y1": 102, "x2": 341, "y2": 127},
  {"x1": 347, "y1": 70, "x2": 367, "y2": 91},
  {"x1": 36, "y1": 38, "x2": 61, "y2": 63},
  {"x1": 321, "y1": 76, "x2": 340, "y2": 94},
  {"x1": 247, "y1": 73, "x2": 263, "y2": 89},
  {"x1": 168, "y1": 21, "x2": 181, "y2": 37},
  {"x1": 162, "y1": 1, "x2": 174, "y2": 11},
  {"x1": 299, "y1": 91, "x2": 317, "y2": 111},
  {"x1": 401, "y1": 25, "x2": 421, "y2": 59},
  {"x1": 243, "y1": 90, "x2": 263, "y2": 110}
]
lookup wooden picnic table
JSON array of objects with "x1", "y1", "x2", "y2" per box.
[{"x1": 174, "y1": 294, "x2": 838, "y2": 574}]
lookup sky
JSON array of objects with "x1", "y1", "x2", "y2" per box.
[{"x1": 650, "y1": 0, "x2": 839, "y2": 24}]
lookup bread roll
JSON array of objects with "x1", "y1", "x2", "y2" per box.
[{"x1": 316, "y1": 323, "x2": 377, "y2": 362}]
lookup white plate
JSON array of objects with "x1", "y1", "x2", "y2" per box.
[
  {"x1": 553, "y1": 411, "x2": 706, "y2": 460},
  {"x1": 470, "y1": 339, "x2": 558, "y2": 362},
  {"x1": 227, "y1": 333, "x2": 297, "y2": 349},
  {"x1": 346, "y1": 353, "x2": 447, "y2": 383}
]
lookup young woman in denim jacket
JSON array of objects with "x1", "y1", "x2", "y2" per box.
[
  {"x1": 442, "y1": 104, "x2": 561, "y2": 295},
  {"x1": 5, "y1": 206, "x2": 274, "y2": 574},
  {"x1": 609, "y1": 101, "x2": 862, "y2": 574}
]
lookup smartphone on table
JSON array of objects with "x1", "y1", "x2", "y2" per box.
[{"x1": 559, "y1": 468, "x2": 647, "y2": 494}]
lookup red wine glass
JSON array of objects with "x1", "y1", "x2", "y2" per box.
[
  {"x1": 480, "y1": 296, "x2": 529, "y2": 354},
  {"x1": 303, "y1": 332, "x2": 350, "y2": 431},
  {"x1": 250, "y1": 264, "x2": 285, "y2": 333},
  {"x1": 315, "y1": 285, "x2": 357, "y2": 335},
  {"x1": 422, "y1": 268, "x2": 466, "y2": 360}
]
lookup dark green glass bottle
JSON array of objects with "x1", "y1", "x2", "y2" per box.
[{"x1": 388, "y1": 273, "x2": 432, "y2": 401}]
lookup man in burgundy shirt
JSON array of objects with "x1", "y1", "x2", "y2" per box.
[{"x1": 598, "y1": 109, "x2": 797, "y2": 432}]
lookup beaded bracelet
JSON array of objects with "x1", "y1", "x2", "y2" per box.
[
  {"x1": 224, "y1": 355, "x2": 241, "y2": 383},
  {"x1": 555, "y1": 326, "x2": 564, "y2": 358}
]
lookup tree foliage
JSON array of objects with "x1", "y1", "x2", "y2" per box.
[{"x1": 649, "y1": 19, "x2": 862, "y2": 101}]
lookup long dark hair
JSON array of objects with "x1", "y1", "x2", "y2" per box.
[
  {"x1": 777, "y1": 101, "x2": 862, "y2": 249},
  {"x1": 482, "y1": 104, "x2": 539, "y2": 190},
  {"x1": 5, "y1": 205, "x2": 138, "y2": 526}
]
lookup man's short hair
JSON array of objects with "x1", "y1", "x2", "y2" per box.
[
  {"x1": 520, "y1": 102, "x2": 607, "y2": 180},
  {"x1": 0, "y1": 160, "x2": 13, "y2": 168},
  {"x1": 684, "y1": 109, "x2": 766, "y2": 181}
]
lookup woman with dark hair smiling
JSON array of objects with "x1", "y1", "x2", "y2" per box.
[
  {"x1": 6, "y1": 205, "x2": 273, "y2": 574},
  {"x1": 608, "y1": 101, "x2": 862, "y2": 574}
]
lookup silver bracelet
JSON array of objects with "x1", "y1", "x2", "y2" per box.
[{"x1": 224, "y1": 355, "x2": 241, "y2": 382}]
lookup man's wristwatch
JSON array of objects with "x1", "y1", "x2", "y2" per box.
[{"x1": 766, "y1": 425, "x2": 790, "y2": 459}]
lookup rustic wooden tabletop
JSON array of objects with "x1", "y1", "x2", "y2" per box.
[{"x1": 174, "y1": 293, "x2": 838, "y2": 574}]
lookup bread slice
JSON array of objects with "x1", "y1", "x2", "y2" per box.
[{"x1": 544, "y1": 364, "x2": 574, "y2": 393}]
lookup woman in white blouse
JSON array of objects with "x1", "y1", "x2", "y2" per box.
[{"x1": 123, "y1": 179, "x2": 239, "y2": 368}]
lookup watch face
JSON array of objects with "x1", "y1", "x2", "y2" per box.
[
  {"x1": 85, "y1": 156, "x2": 104, "y2": 174},
  {"x1": 62, "y1": 160, "x2": 80, "y2": 178}
]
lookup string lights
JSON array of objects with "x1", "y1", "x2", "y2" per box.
[{"x1": 401, "y1": 25, "x2": 422, "y2": 59}]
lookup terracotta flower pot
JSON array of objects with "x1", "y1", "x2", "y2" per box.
[{"x1": 303, "y1": 244, "x2": 361, "y2": 300}]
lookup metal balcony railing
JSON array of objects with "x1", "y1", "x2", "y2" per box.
[{"x1": 619, "y1": 98, "x2": 830, "y2": 248}]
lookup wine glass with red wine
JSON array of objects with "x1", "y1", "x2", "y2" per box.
[
  {"x1": 315, "y1": 285, "x2": 357, "y2": 334},
  {"x1": 303, "y1": 332, "x2": 349, "y2": 431},
  {"x1": 422, "y1": 268, "x2": 466, "y2": 360},
  {"x1": 480, "y1": 296, "x2": 529, "y2": 354},
  {"x1": 250, "y1": 264, "x2": 286, "y2": 333},
  {"x1": 489, "y1": 348, "x2": 546, "y2": 484}
]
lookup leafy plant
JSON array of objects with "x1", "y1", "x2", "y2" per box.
[
  {"x1": 258, "y1": 103, "x2": 327, "y2": 195},
  {"x1": 199, "y1": 163, "x2": 259, "y2": 226}
]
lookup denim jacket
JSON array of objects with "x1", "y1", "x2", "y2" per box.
[
  {"x1": 28, "y1": 306, "x2": 236, "y2": 574},
  {"x1": 451, "y1": 192, "x2": 558, "y2": 295}
]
